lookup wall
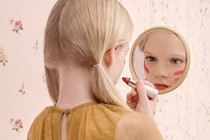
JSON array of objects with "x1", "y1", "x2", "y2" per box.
[{"x1": 0, "y1": 0, "x2": 210, "y2": 139}]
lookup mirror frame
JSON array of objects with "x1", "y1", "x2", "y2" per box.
[{"x1": 129, "y1": 26, "x2": 191, "y2": 94}]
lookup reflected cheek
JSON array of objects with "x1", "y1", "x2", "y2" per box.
[
  {"x1": 174, "y1": 77, "x2": 180, "y2": 81},
  {"x1": 173, "y1": 69, "x2": 185, "y2": 75},
  {"x1": 173, "y1": 69, "x2": 184, "y2": 81}
]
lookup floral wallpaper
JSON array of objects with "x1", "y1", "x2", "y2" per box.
[
  {"x1": 10, "y1": 20, "x2": 24, "y2": 34},
  {"x1": 0, "y1": 48, "x2": 8, "y2": 66},
  {"x1": 0, "y1": 0, "x2": 210, "y2": 139}
]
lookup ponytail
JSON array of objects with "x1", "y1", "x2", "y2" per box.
[{"x1": 92, "y1": 65, "x2": 129, "y2": 108}]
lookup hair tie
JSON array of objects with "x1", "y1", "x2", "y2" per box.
[{"x1": 93, "y1": 63, "x2": 102, "y2": 67}]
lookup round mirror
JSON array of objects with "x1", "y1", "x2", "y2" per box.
[{"x1": 129, "y1": 26, "x2": 190, "y2": 94}]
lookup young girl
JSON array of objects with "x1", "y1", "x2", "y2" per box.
[{"x1": 27, "y1": 0, "x2": 163, "y2": 139}]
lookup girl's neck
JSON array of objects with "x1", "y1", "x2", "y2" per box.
[{"x1": 56, "y1": 64, "x2": 96, "y2": 110}]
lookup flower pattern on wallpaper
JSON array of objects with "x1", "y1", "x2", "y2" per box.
[
  {"x1": 33, "y1": 40, "x2": 40, "y2": 55},
  {"x1": 33, "y1": 40, "x2": 39, "y2": 51},
  {"x1": 10, "y1": 19, "x2": 23, "y2": 34},
  {"x1": 19, "y1": 82, "x2": 26, "y2": 94},
  {"x1": 0, "y1": 48, "x2": 8, "y2": 66},
  {"x1": 9, "y1": 119, "x2": 23, "y2": 132}
]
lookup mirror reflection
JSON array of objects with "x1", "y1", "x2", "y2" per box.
[{"x1": 130, "y1": 26, "x2": 190, "y2": 94}]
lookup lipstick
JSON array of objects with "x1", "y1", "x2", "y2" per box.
[
  {"x1": 122, "y1": 77, "x2": 158, "y2": 99},
  {"x1": 154, "y1": 83, "x2": 169, "y2": 90}
]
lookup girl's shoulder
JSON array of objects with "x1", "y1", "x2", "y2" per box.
[
  {"x1": 27, "y1": 106, "x2": 54, "y2": 139},
  {"x1": 115, "y1": 112, "x2": 164, "y2": 140}
]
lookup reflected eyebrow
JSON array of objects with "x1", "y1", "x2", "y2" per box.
[
  {"x1": 169, "y1": 54, "x2": 186, "y2": 59},
  {"x1": 144, "y1": 51, "x2": 185, "y2": 58},
  {"x1": 143, "y1": 51, "x2": 155, "y2": 55},
  {"x1": 144, "y1": 51, "x2": 151, "y2": 54}
]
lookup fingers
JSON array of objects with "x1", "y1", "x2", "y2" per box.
[
  {"x1": 150, "y1": 97, "x2": 158, "y2": 108},
  {"x1": 135, "y1": 79, "x2": 149, "y2": 103},
  {"x1": 149, "y1": 96, "x2": 158, "y2": 116},
  {"x1": 126, "y1": 90, "x2": 137, "y2": 103},
  {"x1": 126, "y1": 90, "x2": 135, "y2": 101},
  {"x1": 127, "y1": 102, "x2": 137, "y2": 110},
  {"x1": 126, "y1": 79, "x2": 160, "y2": 117},
  {"x1": 126, "y1": 89, "x2": 138, "y2": 110}
]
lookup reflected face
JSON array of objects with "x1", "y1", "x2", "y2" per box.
[{"x1": 143, "y1": 31, "x2": 186, "y2": 90}]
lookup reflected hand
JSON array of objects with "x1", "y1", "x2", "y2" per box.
[{"x1": 126, "y1": 79, "x2": 158, "y2": 118}]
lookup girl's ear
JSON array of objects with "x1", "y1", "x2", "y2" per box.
[{"x1": 103, "y1": 46, "x2": 119, "y2": 67}]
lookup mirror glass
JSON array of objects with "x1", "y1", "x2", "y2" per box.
[{"x1": 129, "y1": 26, "x2": 190, "y2": 94}]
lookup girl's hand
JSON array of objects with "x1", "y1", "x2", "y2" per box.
[{"x1": 126, "y1": 79, "x2": 158, "y2": 118}]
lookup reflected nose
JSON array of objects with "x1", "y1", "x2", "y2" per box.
[{"x1": 155, "y1": 65, "x2": 168, "y2": 78}]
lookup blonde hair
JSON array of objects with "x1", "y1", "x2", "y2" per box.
[
  {"x1": 138, "y1": 28, "x2": 183, "y2": 52},
  {"x1": 44, "y1": 0, "x2": 133, "y2": 108}
]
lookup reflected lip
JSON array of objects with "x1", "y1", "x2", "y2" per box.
[{"x1": 154, "y1": 83, "x2": 169, "y2": 90}]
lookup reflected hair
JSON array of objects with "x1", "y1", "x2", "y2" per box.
[
  {"x1": 138, "y1": 28, "x2": 184, "y2": 52},
  {"x1": 44, "y1": 0, "x2": 133, "y2": 108}
]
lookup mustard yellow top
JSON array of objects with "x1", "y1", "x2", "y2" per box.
[{"x1": 28, "y1": 102, "x2": 163, "y2": 140}]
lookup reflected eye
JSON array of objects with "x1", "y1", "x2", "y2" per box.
[
  {"x1": 146, "y1": 56, "x2": 157, "y2": 62},
  {"x1": 171, "y1": 59, "x2": 182, "y2": 64}
]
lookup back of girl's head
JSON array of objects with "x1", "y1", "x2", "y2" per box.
[{"x1": 44, "y1": 0, "x2": 133, "y2": 107}]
